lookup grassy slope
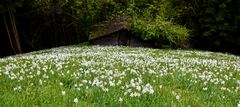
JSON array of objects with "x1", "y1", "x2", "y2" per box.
[{"x1": 0, "y1": 45, "x2": 240, "y2": 107}]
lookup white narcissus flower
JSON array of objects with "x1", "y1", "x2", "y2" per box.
[
  {"x1": 13, "y1": 86, "x2": 21, "y2": 91},
  {"x1": 203, "y1": 87, "x2": 208, "y2": 91},
  {"x1": 109, "y1": 81, "x2": 115, "y2": 86},
  {"x1": 130, "y1": 93, "x2": 135, "y2": 97},
  {"x1": 142, "y1": 83, "x2": 154, "y2": 94},
  {"x1": 43, "y1": 74, "x2": 48, "y2": 78},
  {"x1": 39, "y1": 79, "x2": 43, "y2": 85},
  {"x1": 119, "y1": 97, "x2": 123, "y2": 102},
  {"x1": 136, "y1": 85, "x2": 141, "y2": 91},
  {"x1": 74, "y1": 98, "x2": 78, "y2": 103},
  {"x1": 238, "y1": 101, "x2": 240, "y2": 107},
  {"x1": 37, "y1": 70, "x2": 41, "y2": 75},
  {"x1": 19, "y1": 76, "x2": 23, "y2": 80},
  {"x1": 61, "y1": 91, "x2": 66, "y2": 96},
  {"x1": 176, "y1": 95, "x2": 180, "y2": 100},
  {"x1": 159, "y1": 85, "x2": 163, "y2": 89},
  {"x1": 103, "y1": 88, "x2": 109, "y2": 92}
]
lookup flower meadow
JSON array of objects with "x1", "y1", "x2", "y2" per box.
[{"x1": 0, "y1": 45, "x2": 240, "y2": 107}]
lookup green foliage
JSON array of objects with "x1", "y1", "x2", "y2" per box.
[
  {"x1": 173, "y1": 0, "x2": 240, "y2": 54},
  {"x1": 1, "y1": 0, "x2": 240, "y2": 55},
  {"x1": 128, "y1": 1, "x2": 189, "y2": 48}
]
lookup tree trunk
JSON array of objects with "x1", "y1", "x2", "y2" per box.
[
  {"x1": 51, "y1": 0, "x2": 58, "y2": 46},
  {"x1": 3, "y1": 8, "x2": 22, "y2": 55}
]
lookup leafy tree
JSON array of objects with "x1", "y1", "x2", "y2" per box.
[{"x1": 171, "y1": 0, "x2": 240, "y2": 54}]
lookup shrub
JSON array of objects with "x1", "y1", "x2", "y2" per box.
[{"x1": 128, "y1": 1, "x2": 189, "y2": 48}]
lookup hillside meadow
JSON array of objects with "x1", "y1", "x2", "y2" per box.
[{"x1": 0, "y1": 45, "x2": 240, "y2": 107}]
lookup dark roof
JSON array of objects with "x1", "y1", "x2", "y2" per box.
[{"x1": 89, "y1": 13, "x2": 130, "y2": 40}]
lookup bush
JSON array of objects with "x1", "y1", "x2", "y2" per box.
[{"x1": 128, "y1": 1, "x2": 189, "y2": 48}]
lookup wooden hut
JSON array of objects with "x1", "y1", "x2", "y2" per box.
[{"x1": 89, "y1": 14, "x2": 155, "y2": 48}]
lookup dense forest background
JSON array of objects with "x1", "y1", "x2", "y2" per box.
[{"x1": 0, "y1": 0, "x2": 240, "y2": 57}]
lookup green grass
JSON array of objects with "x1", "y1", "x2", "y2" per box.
[{"x1": 0, "y1": 45, "x2": 240, "y2": 107}]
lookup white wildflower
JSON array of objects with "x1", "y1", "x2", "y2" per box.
[
  {"x1": 142, "y1": 83, "x2": 154, "y2": 94},
  {"x1": 82, "y1": 80, "x2": 88, "y2": 83},
  {"x1": 130, "y1": 93, "x2": 135, "y2": 97},
  {"x1": 172, "y1": 91, "x2": 176, "y2": 96},
  {"x1": 124, "y1": 92, "x2": 128, "y2": 96},
  {"x1": 74, "y1": 84, "x2": 78, "y2": 87},
  {"x1": 176, "y1": 95, "x2": 180, "y2": 100},
  {"x1": 61, "y1": 91, "x2": 66, "y2": 96},
  {"x1": 109, "y1": 81, "x2": 115, "y2": 86},
  {"x1": 19, "y1": 76, "x2": 23, "y2": 80},
  {"x1": 117, "y1": 80, "x2": 122, "y2": 85},
  {"x1": 73, "y1": 98, "x2": 78, "y2": 103},
  {"x1": 13, "y1": 87, "x2": 18, "y2": 91},
  {"x1": 39, "y1": 79, "x2": 43, "y2": 85},
  {"x1": 119, "y1": 97, "x2": 123, "y2": 102},
  {"x1": 103, "y1": 88, "x2": 109, "y2": 92},
  {"x1": 37, "y1": 70, "x2": 41, "y2": 75},
  {"x1": 136, "y1": 85, "x2": 141, "y2": 91},
  {"x1": 13, "y1": 86, "x2": 21, "y2": 91},
  {"x1": 159, "y1": 85, "x2": 163, "y2": 89},
  {"x1": 134, "y1": 92, "x2": 141, "y2": 97},
  {"x1": 221, "y1": 81, "x2": 225, "y2": 85},
  {"x1": 43, "y1": 74, "x2": 48, "y2": 78},
  {"x1": 78, "y1": 84, "x2": 83, "y2": 87}
]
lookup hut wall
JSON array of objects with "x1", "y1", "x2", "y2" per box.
[
  {"x1": 91, "y1": 30, "x2": 155, "y2": 48},
  {"x1": 91, "y1": 33, "x2": 119, "y2": 46},
  {"x1": 129, "y1": 36, "x2": 154, "y2": 48}
]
